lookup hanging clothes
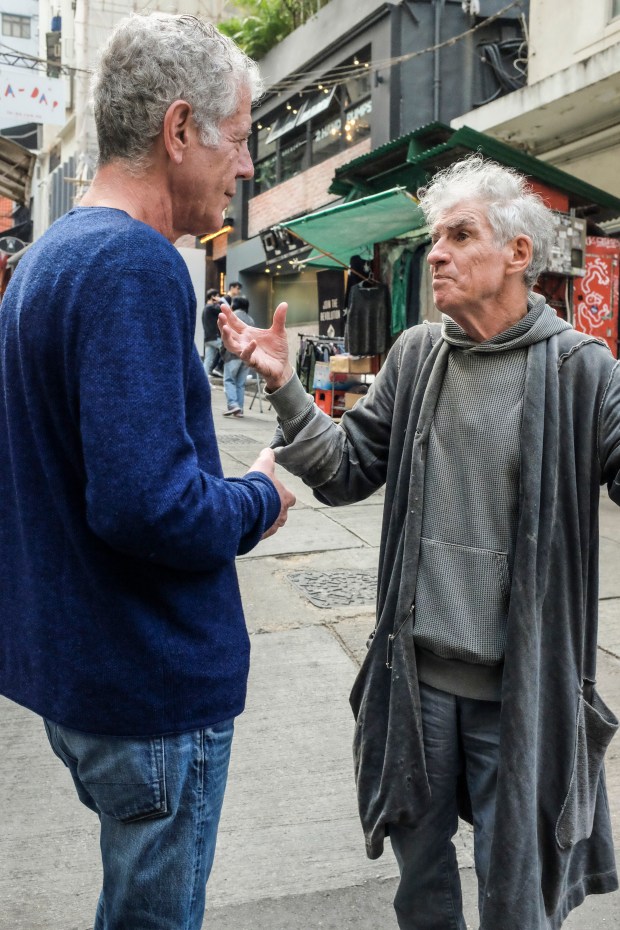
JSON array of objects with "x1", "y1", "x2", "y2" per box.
[
  {"x1": 345, "y1": 281, "x2": 392, "y2": 355},
  {"x1": 296, "y1": 334, "x2": 345, "y2": 391},
  {"x1": 419, "y1": 242, "x2": 440, "y2": 323},
  {"x1": 390, "y1": 250, "x2": 412, "y2": 335},
  {"x1": 345, "y1": 254, "x2": 371, "y2": 310}
]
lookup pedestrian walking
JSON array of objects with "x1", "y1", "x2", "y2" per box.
[
  {"x1": 0, "y1": 12, "x2": 295, "y2": 930},
  {"x1": 222, "y1": 296, "x2": 254, "y2": 417},
  {"x1": 202, "y1": 287, "x2": 224, "y2": 376},
  {"x1": 219, "y1": 154, "x2": 620, "y2": 930}
]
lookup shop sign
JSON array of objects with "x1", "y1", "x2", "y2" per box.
[
  {"x1": 317, "y1": 268, "x2": 346, "y2": 337},
  {"x1": 0, "y1": 68, "x2": 65, "y2": 126},
  {"x1": 260, "y1": 226, "x2": 312, "y2": 267}
]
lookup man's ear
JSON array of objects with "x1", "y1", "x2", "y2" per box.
[
  {"x1": 507, "y1": 234, "x2": 534, "y2": 277},
  {"x1": 162, "y1": 99, "x2": 193, "y2": 165}
]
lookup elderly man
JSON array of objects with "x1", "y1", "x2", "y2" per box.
[
  {"x1": 0, "y1": 12, "x2": 295, "y2": 929},
  {"x1": 220, "y1": 155, "x2": 619, "y2": 929}
]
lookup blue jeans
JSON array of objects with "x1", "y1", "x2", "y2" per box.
[
  {"x1": 223, "y1": 357, "x2": 248, "y2": 411},
  {"x1": 203, "y1": 338, "x2": 221, "y2": 375},
  {"x1": 389, "y1": 683, "x2": 501, "y2": 930},
  {"x1": 44, "y1": 718, "x2": 234, "y2": 930}
]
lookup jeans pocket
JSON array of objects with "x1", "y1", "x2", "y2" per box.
[
  {"x1": 53, "y1": 725, "x2": 169, "y2": 824},
  {"x1": 555, "y1": 688, "x2": 619, "y2": 849}
]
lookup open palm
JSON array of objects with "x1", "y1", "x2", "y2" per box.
[{"x1": 218, "y1": 302, "x2": 293, "y2": 389}]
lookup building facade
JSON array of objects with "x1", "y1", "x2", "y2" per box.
[
  {"x1": 0, "y1": 0, "x2": 39, "y2": 237},
  {"x1": 226, "y1": 0, "x2": 529, "y2": 326},
  {"x1": 451, "y1": 0, "x2": 620, "y2": 200}
]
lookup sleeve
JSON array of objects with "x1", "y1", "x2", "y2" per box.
[
  {"x1": 271, "y1": 337, "x2": 402, "y2": 504},
  {"x1": 599, "y1": 359, "x2": 620, "y2": 506},
  {"x1": 77, "y1": 266, "x2": 280, "y2": 570}
]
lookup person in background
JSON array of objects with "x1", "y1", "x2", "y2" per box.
[
  {"x1": 0, "y1": 12, "x2": 295, "y2": 929},
  {"x1": 202, "y1": 287, "x2": 223, "y2": 376},
  {"x1": 211, "y1": 283, "x2": 242, "y2": 380},
  {"x1": 222, "y1": 295, "x2": 253, "y2": 417},
  {"x1": 223, "y1": 280, "x2": 242, "y2": 305},
  {"x1": 219, "y1": 154, "x2": 619, "y2": 930}
]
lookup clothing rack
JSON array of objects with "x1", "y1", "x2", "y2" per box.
[
  {"x1": 297, "y1": 332, "x2": 345, "y2": 392},
  {"x1": 297, "y1": 332, "x2": 344, "y2": 343}
]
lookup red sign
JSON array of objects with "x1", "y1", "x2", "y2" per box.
[{"x1": 573, "y1": 236, "x2": 619, "y2": 358}]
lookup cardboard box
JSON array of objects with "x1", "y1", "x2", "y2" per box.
[
  {"x1": 344, "y1": 391, "x2": 366, "y2": 410},
  {"x1": 329, "y1": 354, "x2": 380, "y2": 374},
  {"x1": 312, "y1": 360, "x2": 355, "y2": 390}
]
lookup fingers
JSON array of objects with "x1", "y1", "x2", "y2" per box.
[
  {"x1": 247, "y1": 447, "x2": 276, "y2": 478},
  {"x1": 256, "y1": 465, "x2": 296, "y2": 540},
  {"x1": 272, "y1": 302, "x2": 288, "y2": 333},
  {"x1": 237, "y1": 339, "x2": 258, "y2": 364},
  {"x1": 218, "y1": 304, "x2": 245, "y2": 334}
]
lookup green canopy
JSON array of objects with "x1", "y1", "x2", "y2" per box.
[{"x1": 283, "y1": 187, "x2": 426, "y2": 268}]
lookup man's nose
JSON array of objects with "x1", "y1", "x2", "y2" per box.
[
  {"x1": 428, "y1": 239, "x2": 447, "y2": 266},
  {"x1": 237, "y1": 142, "x2": 254, "y2": 180}
]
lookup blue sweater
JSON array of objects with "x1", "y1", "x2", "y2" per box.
[{"x1": 0, "y1": 207, "x2": 280, "y2": 736}]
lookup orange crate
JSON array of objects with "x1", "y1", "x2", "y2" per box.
[{"x1": 314, "y1": 389, "x2": 345, "y2": 416}]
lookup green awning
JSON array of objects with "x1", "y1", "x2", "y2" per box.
[
  {"x1": 282, "y1": 187, "x2": 426, "y2": 268},
  {"x1": 328, "y1": 122, "x2": 620, "y2": 224}
]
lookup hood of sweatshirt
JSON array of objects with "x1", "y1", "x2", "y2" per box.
[{"x1": 441, "y1": 292, "x2": 571, "y2": 353}]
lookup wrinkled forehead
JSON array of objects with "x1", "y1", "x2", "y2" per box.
[{"x1": 430, "y1": 200, "x2": 492, "y2": 237}]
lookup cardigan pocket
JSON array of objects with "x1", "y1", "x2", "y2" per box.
[{"x1": 555, "y1": 688, "x2": 619, "y2": 849}]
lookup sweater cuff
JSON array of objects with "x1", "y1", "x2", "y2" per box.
[{"x1": 267, "y1": 372, "x2": 317, "y2": 442}]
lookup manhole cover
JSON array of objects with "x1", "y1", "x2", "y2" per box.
[{"x1": 286, "y1": 569, "x2": 377, "y2": 608}]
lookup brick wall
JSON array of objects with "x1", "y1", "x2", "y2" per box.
[
  {"x1": 248, "y1": 139, "x2": 371, "y2": 239},
  {"x1": 0, "y1": 197, "x2": 13, "y2": 233}
]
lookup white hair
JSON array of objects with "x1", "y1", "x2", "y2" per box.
[
  {"x1": 91, "y1": 13, "x2": 263, "y2": 170},
  {"x1": 417, "y1": 154, "x2": 555, "y2": 287}
]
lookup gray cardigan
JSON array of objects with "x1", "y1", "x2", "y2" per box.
[{"x1": 274, "y1": 316, "x2": 620, "y2": 928}]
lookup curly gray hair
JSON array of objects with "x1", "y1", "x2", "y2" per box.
[
  {"x1": 417, "y1": 154, "x2": 555, "y2": 288},
  {"x1": 91, "y1": 13, "x2": 263, "y2": 169}
]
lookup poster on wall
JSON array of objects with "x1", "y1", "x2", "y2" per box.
[
  {"x1": 0, "y1": 69, "x2": 65, "y2": 127},
  {"x1": 573, "y1": 236, "x2": 619, "y2": 358},
  {"x1": 317, "y1": 269, "x2": 346, "y2": 337}
]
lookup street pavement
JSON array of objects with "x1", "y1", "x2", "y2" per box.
[{"x1": 0, "y1": 379, "x2": 619, "y2": 930}]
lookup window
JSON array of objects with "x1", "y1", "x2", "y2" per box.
[
  {"x1": 612, "y1": 0, "x2": 620, "y2": 18},
  {"x1": 343, "y1": 98, "x2": 372, "y2": 147},
  {"x1": 254, "y1": 154, "x2": 277, "y2": 195},
  {"x1": 280, "y1": 133, "x2": 308, "y2": 182},
  {"x1": 2, "y1": 14, "x2": 31, "y2": 39},
  {"x1": 252, "y1": 47, "x2": 373, "y2": 194},
  {"x1": 312, "y1": 114, "x2": 344, "y2": 163}
]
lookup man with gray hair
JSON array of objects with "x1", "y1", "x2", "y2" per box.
[
  {"x1": 0, "y1": 12, "x2": 295, "y2": 929},
  {"x1": 220, "y1": 154, "x2": 620, "y2": 928}
]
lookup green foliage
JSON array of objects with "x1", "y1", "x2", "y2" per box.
[{"x1": 219, "y1": 0, "x2": 331, "y2": 60}]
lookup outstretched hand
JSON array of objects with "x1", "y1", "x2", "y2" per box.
[{"x1": 218, "y1": 302, "x2": 293, "y2": 391}]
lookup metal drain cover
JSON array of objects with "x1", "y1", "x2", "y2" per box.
[{"x1": 286, "y1": 569, "x2": 377, "y2": 608}]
